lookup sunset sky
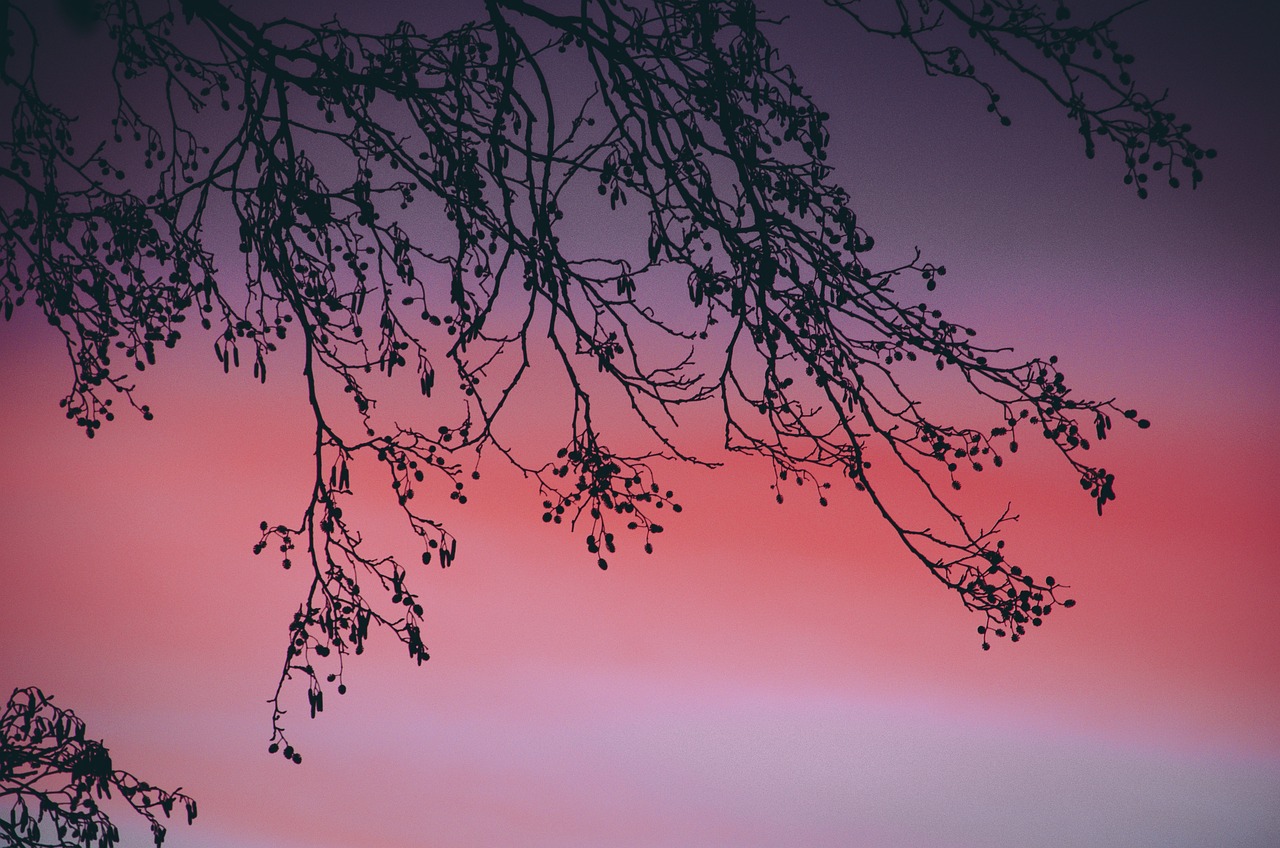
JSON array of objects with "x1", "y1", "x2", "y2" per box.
[{"x1": 1, "y1": 1, "x2": 1277, "y2": 846}]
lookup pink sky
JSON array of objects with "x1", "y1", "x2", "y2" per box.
[{"x1": 1, "y1": 1, "x2": 1278, "y2": 846}]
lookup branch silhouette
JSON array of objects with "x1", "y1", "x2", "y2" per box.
[
  {"x1": 0, "y1": 687, "x2": 196, "y2": 848},
  {"x1": 0, "y1": 0, "x2": 1212, "y2": 763}
]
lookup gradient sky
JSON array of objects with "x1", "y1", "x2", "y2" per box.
[{"x1": 2, "y1": 1, "x2": 1278, "y2": 846}]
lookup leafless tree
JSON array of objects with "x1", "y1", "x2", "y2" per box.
[{"x1": 0, "y1": 0, "x2": 1212, "y2": 764}]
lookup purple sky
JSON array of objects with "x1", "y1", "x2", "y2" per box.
[{"x1": 2, "y1": 1, "x2": 1278, "y2": 845}]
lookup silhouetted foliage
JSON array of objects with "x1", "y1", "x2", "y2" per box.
[
  {"x1": 0, "y1": 0, "x2": 1211, "y2": 759},
  {"x1": 0, "y1": 687, "x2": 196, "y2": 848}
]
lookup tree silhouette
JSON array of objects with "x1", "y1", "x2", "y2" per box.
[
  {"x1": 0, "y1": 0, "x2": 1211, "y2": 764},
  {"x1": 0, "y1": 686, "x2": 196, "y2": 847}
]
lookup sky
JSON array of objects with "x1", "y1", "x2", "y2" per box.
[{"x1": 2, "y1": 1, "x2": 1278, "y2": 846}]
